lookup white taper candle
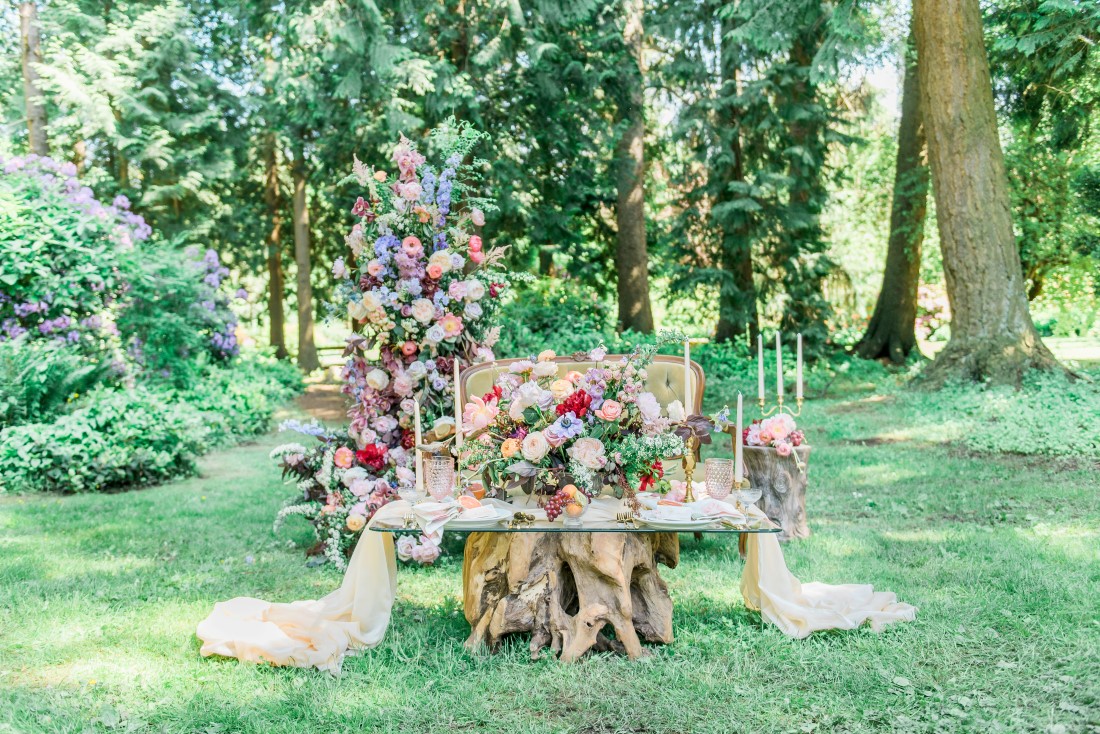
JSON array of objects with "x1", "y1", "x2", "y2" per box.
[
  {"x1": 735, "y1": 392, "x2": 743, "y2": 482},
  {"x1": 796, "y1": 333, "x2": 803, "y2": 400},
  {"x1": 757, "y1": 335, "x2": 765, "y2": 401},
  {"x1": 776, "y1": 332, "x2": 784, "y2": 398},
  {"x1": 413, "y1": 398, "x2": 424, "y2": 495},
  {"x1": 683, "y1": 340, "x2": 692, "y2": 415},
  {"x1": 453, "y1": 357, "x2": 463, "y2": 450}
]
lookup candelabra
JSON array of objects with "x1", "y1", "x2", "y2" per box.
[
  {"x1": 757, "y1": 394, "x2": 803, "y2": 417},
  {"x1": 681, "y1": 435, "x2": 699, "y2": 503}
]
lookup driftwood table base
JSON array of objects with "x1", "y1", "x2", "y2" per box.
[{"x1": 462, "y1": 531, "x2": 679, "y2": 661}]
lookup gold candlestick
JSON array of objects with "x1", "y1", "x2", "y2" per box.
[
  {"x1": 681, "y1": 435, "x2": 699, "y2": 503},
  {"x1": 731, "y1": 477, "x2": 750, "y2": 511},
  {"x1": 757, "y1": 394, "x2": 803, "y2": 417}
]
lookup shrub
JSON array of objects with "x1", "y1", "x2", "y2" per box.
[
  {"x1": 0, "y1": 350, "x2": 303, "y2": 493},
  {"x1": 117, "y1": 246, "x2": 244, "y2": 385},
  {"x1": 0, "y1": 155, "x2": 148, "y2": 350},
  {"x1": 0, "y1": 338, "x2": 111, "y2": 428},
  {"x1": 495, "y1": 279, "x2": 617, "y2": 357}
]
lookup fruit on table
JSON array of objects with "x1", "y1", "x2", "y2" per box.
[
  {"x1": 564, "y1": 502, "x2": 584, "y2": 518},
  {"x1": 458, "y1": 495, "x2": 482, "y2": 510}
]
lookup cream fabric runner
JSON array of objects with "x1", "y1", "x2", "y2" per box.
[{"x1": 196, "y1": 498, "x2": 915, "y2": 672}]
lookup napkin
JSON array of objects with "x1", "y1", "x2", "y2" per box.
[
  {"x1": 412, "y1": 500, "x2": 461, "y2": 542},
  {"x1": 689, "y1": 498, "x2": 747, "y2": 523},
  {"x1": 453, "y1": 505, "x2": 499, "y2": 522},
  {"x1": 640, "y1": 505, "x2": 697, "y2": 522}
]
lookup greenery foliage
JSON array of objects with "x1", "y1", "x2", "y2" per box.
[{"x1": 0, "y1": 351, "x2": 301, "y2": 494}]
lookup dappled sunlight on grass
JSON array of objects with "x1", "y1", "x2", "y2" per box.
[{"x1": 2, "y1": 392, "x2": 1099, "y2": 734}]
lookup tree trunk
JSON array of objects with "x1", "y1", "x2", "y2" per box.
[
  {"x1": 913, "y1": 0, "x2": 1062, "y2": 385},
  {"x1": 743, "y1": 446, "x2": 811, "y2": 542},
  {"x1": 463, "y1": 530, "x2": 679, "y2": 661},
  {"x1": 856, "y1": 27, "x2": 929, "y2": 364},
  {"x1": 73, "y1": 139, "x2": 86, "y2": 175},
  {"x1": 265, "y1": 136, "x2": 288, "y2": 359},
  {"x1": 19, "y1": 1, "x2": 49, "y2": 156},
  {"x1": 614, "y1": 0, "x2": 655, "y2": 334},
  {"x1": 714, "y1": 12, "x2": 758, "y2": 344},
  {"x1": 291, "y1": 154, "x2": 320, "y2": 373}
]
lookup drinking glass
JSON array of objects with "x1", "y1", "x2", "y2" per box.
[
  {"x1": 734, "y1": 487, "x2": 762, "y2": 509},
  {"x1": 426, "y1": 455, "x2": 456, "y2": 502},
  {"x1": 704, "y1": 458, "x2": 735, "y2": 501}
]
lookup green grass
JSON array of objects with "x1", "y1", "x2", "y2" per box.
[{"x1": 2, "y1": 387, "x2": 1099, "y2": 734}]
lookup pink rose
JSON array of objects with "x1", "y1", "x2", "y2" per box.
[
  {"x1": 349, "y1": 479, "x2": 372, "y2": 497},
  {"x1": 448, "y1": 281, "x2": 469, "y2": 300},
  {"x1": 471, "y1": 208, "x2": 485, "y2": 226},
  {"x1": 367, "y1": 260, "x2": 384, "y2": 277},
  {"x1": 468, "y1": 235, "x2": 483, "y2": 252},
  {"x1": 463, "y1": 396, "x2": 500, "y2": 431},
  {"x1": 427, "y1": 264, "x2": 443, "y2": 279},
  {"x1": 666, "y1": 481, "x2": 687, "y2": 503},
  {"x1": 469, "y1": 250, "x2": 486, "y2": 264},
  {"x1": 775, "y1": 441, "x2": 793, "y2": 457},
  {"x1": 333, "y1": 446, "x2": 354, "y2": 469},
  {"x1": 411, "y1": 539, "x2": 441, "y2": 564},
  {"x1": 396, "y1": 181, "x2": 422, "y2": 201},
  {"x1": 402, "y1": 236, "x2": 423, "y2": 256},
  {"x1": 758, "y1": 430, "x2": 773, "y2": 445},
  {"x1": 595, "y1": 400, "x2": 623, "y2": 422},
  {"x1": 568, "y1": 437, "x2": 607, "y2": 470},
  {"x1": 402, "y1": 340, "x2": 418, "y2": 356}
]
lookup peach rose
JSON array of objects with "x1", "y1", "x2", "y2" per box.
[
  {"x1": 410, "y1": 298, "x2": 435, "y2": 324},
  {"x1": 346, "y1": 514, "x2": 366, "y2": 532},
  {"x1": 595, "y1": 400, "x2": 623, "y2": 422},
  {"x1": 366, "y1": 259, "x2": 384, "y2": 277},
  {"x1": 521, "y1": 431, "x2": 550, "y2": 462},
  {"x1": 427, "y1": 250, "x2": 452, "y2": 273},
  {"x1": 427, "y1": 264, "x2": 443, "y2": 279},
  {"x1": 333, "y1": 446, "x2": 355, "y2": 469},
  {"x1": 537, "y1": 349, "x2": 556, "y2": 362},
  {"x1": 373, "y1": 170, "x2": 387, "y2": 182},
  {"x1": 501, "y1": 438, "x2": 521, "y2": 459},
  {"x1": 565, "y1": 370, "x2": 584, "y2": 384},
  {"x1": 550, "y1": 379, "x2": 574, "y2": 400}
]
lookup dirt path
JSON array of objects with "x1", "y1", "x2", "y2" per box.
[{"x1": 295, "y1": 378, "x2": 348, "y2": 423}]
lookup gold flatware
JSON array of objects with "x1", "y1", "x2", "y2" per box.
[{"x1": 402, "y1": 513, "x2": 415, "y2": 529}]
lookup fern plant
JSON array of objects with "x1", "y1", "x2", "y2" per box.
[{"x1": 0, "y1": 339, "x2": 108, "y2": 429}]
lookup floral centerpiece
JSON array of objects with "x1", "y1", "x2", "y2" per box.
[
  {"x1": 272, "y1": 123, "x2": 511, "y2": 567},
  {"x1": 458, "y1": 333, "x2": 687, "y2": 518}
]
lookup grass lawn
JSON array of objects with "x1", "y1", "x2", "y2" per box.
[{"x1": 2, "y1": 380, "x2": 1099, "y2": 734}]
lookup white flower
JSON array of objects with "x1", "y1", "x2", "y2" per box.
[
  {"x1": 509, "y1": 381, "x2": 552, "y2": 421},
  {"x1": 425, "y1": 324, "x2": 446, "y2": 344},
  {"x1": 366, "y1": 368, "x2": 390, "y2": 391},
  {"x1": 396, "y1": 535, "x2": 417, "y2": 562},
  {"x1": 361, "y1": 291, "x2": 383, "y2": 313},
  {"x1": 666, "y1": 399, "x2": 686, "y2": 422},
  {"x1": 411, "y1": 298, "x2": 436, "y2": 324},
  {"x1": 568, "y1": 437, "x2": 607, "y2": 470},
  {"x1": 465, "y1": 279, "x2": 486, "y2": 301},
  {"x1": 449, "y1": 253, "x2": 465, "y2": 270},
  {"x1": 428, "y1": 251, "x2": 452, "y2": 274},
  {"x1": 407, "y1": 361, "x2": 427, "y2": 380},
  {"x1": 532, "y1": 361, "x2": 559, "y2": 379},
  {"x1": 348, "y1": 300, "x2": 369, "y2": 321},
  {"x1": 636, "y1": 392, "x2": 661, "y2": 424},
  {"x1": 464, "y1": 302, "x2": 483, "y2": 319},
  {"x1": 521, "y1": 431, "x2": 550, "y2": 462},
  {"x1": 341, "y1": 467, "x2": 369, "y2": 487}
]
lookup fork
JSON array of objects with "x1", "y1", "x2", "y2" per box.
[{"x1": 402, "y1": 512, "x2": 415, "y2": 529}]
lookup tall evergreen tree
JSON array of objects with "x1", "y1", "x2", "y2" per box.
[
  {"x1": 914, "y1": 0, "x2": 1062, "y2": 383},
  {"x1": 19, "y1": 2, "x2": 49, "y2": 155},
  {"x1": 856, "y1": 25, "x2": 929, "y2": 363}
]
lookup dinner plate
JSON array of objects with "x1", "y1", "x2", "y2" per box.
[
  {"x1": 444, "y1": 507, "x2": 514, "y2": 529},
  {"x1": 635, "y1": 517, "x2": 719, "y2": 531}
]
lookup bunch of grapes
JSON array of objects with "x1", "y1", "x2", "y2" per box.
[{"x1": 544, "y1": 489, "x2": 569, "y2": 522}]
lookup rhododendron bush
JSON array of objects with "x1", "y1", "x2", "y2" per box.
[{"x1": 273, "y1": 124, "x2": 512, "y2": 567}]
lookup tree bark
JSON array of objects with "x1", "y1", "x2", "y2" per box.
[
  {"x1": 856, "y1": 28, "x2": 929, "y2": 364},
  {"x1": 913, "y1": 0, "x2": 1062, "y2": 385},
  {"x1": 463, "y1": 530, "x2": 679, "y2": 661},
  {"x1": 291, "y1": 153, "x2": 320, "y2": 373},
  {"x1": 614, "y1": 0, "x2": 655, "y2": 334},
  {"x1": 714, "y1": 12, "x2": 758, "y2": 344},
  {"x1": 265, "y1": 135, "x2": 289, "y2": 359},
  {"x1": 19, "y1": 1, "x2": 49, "y2": 156},
  {"x1": 743, "y1": 446, "x2": 811, "y2": 542}
]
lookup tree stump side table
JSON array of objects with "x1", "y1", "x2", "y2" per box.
[
  {"x1": 462, "y1": 530, "x2": 680, "y2": 661},
  {"x1": 743, "y1": 445, "x2": 812, "y2": 541}
]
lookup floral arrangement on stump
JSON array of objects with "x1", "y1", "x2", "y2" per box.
[
  {"x1": 458, "y1": 333, "x2": 687, "y2": 516},
  {"x1": 272, "y1": 123, "x2": 511, "y2": 568}
]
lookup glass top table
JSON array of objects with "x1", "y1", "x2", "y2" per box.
[{"x1": 370, "y1": 519, "x2": 781, "y2": 535}]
